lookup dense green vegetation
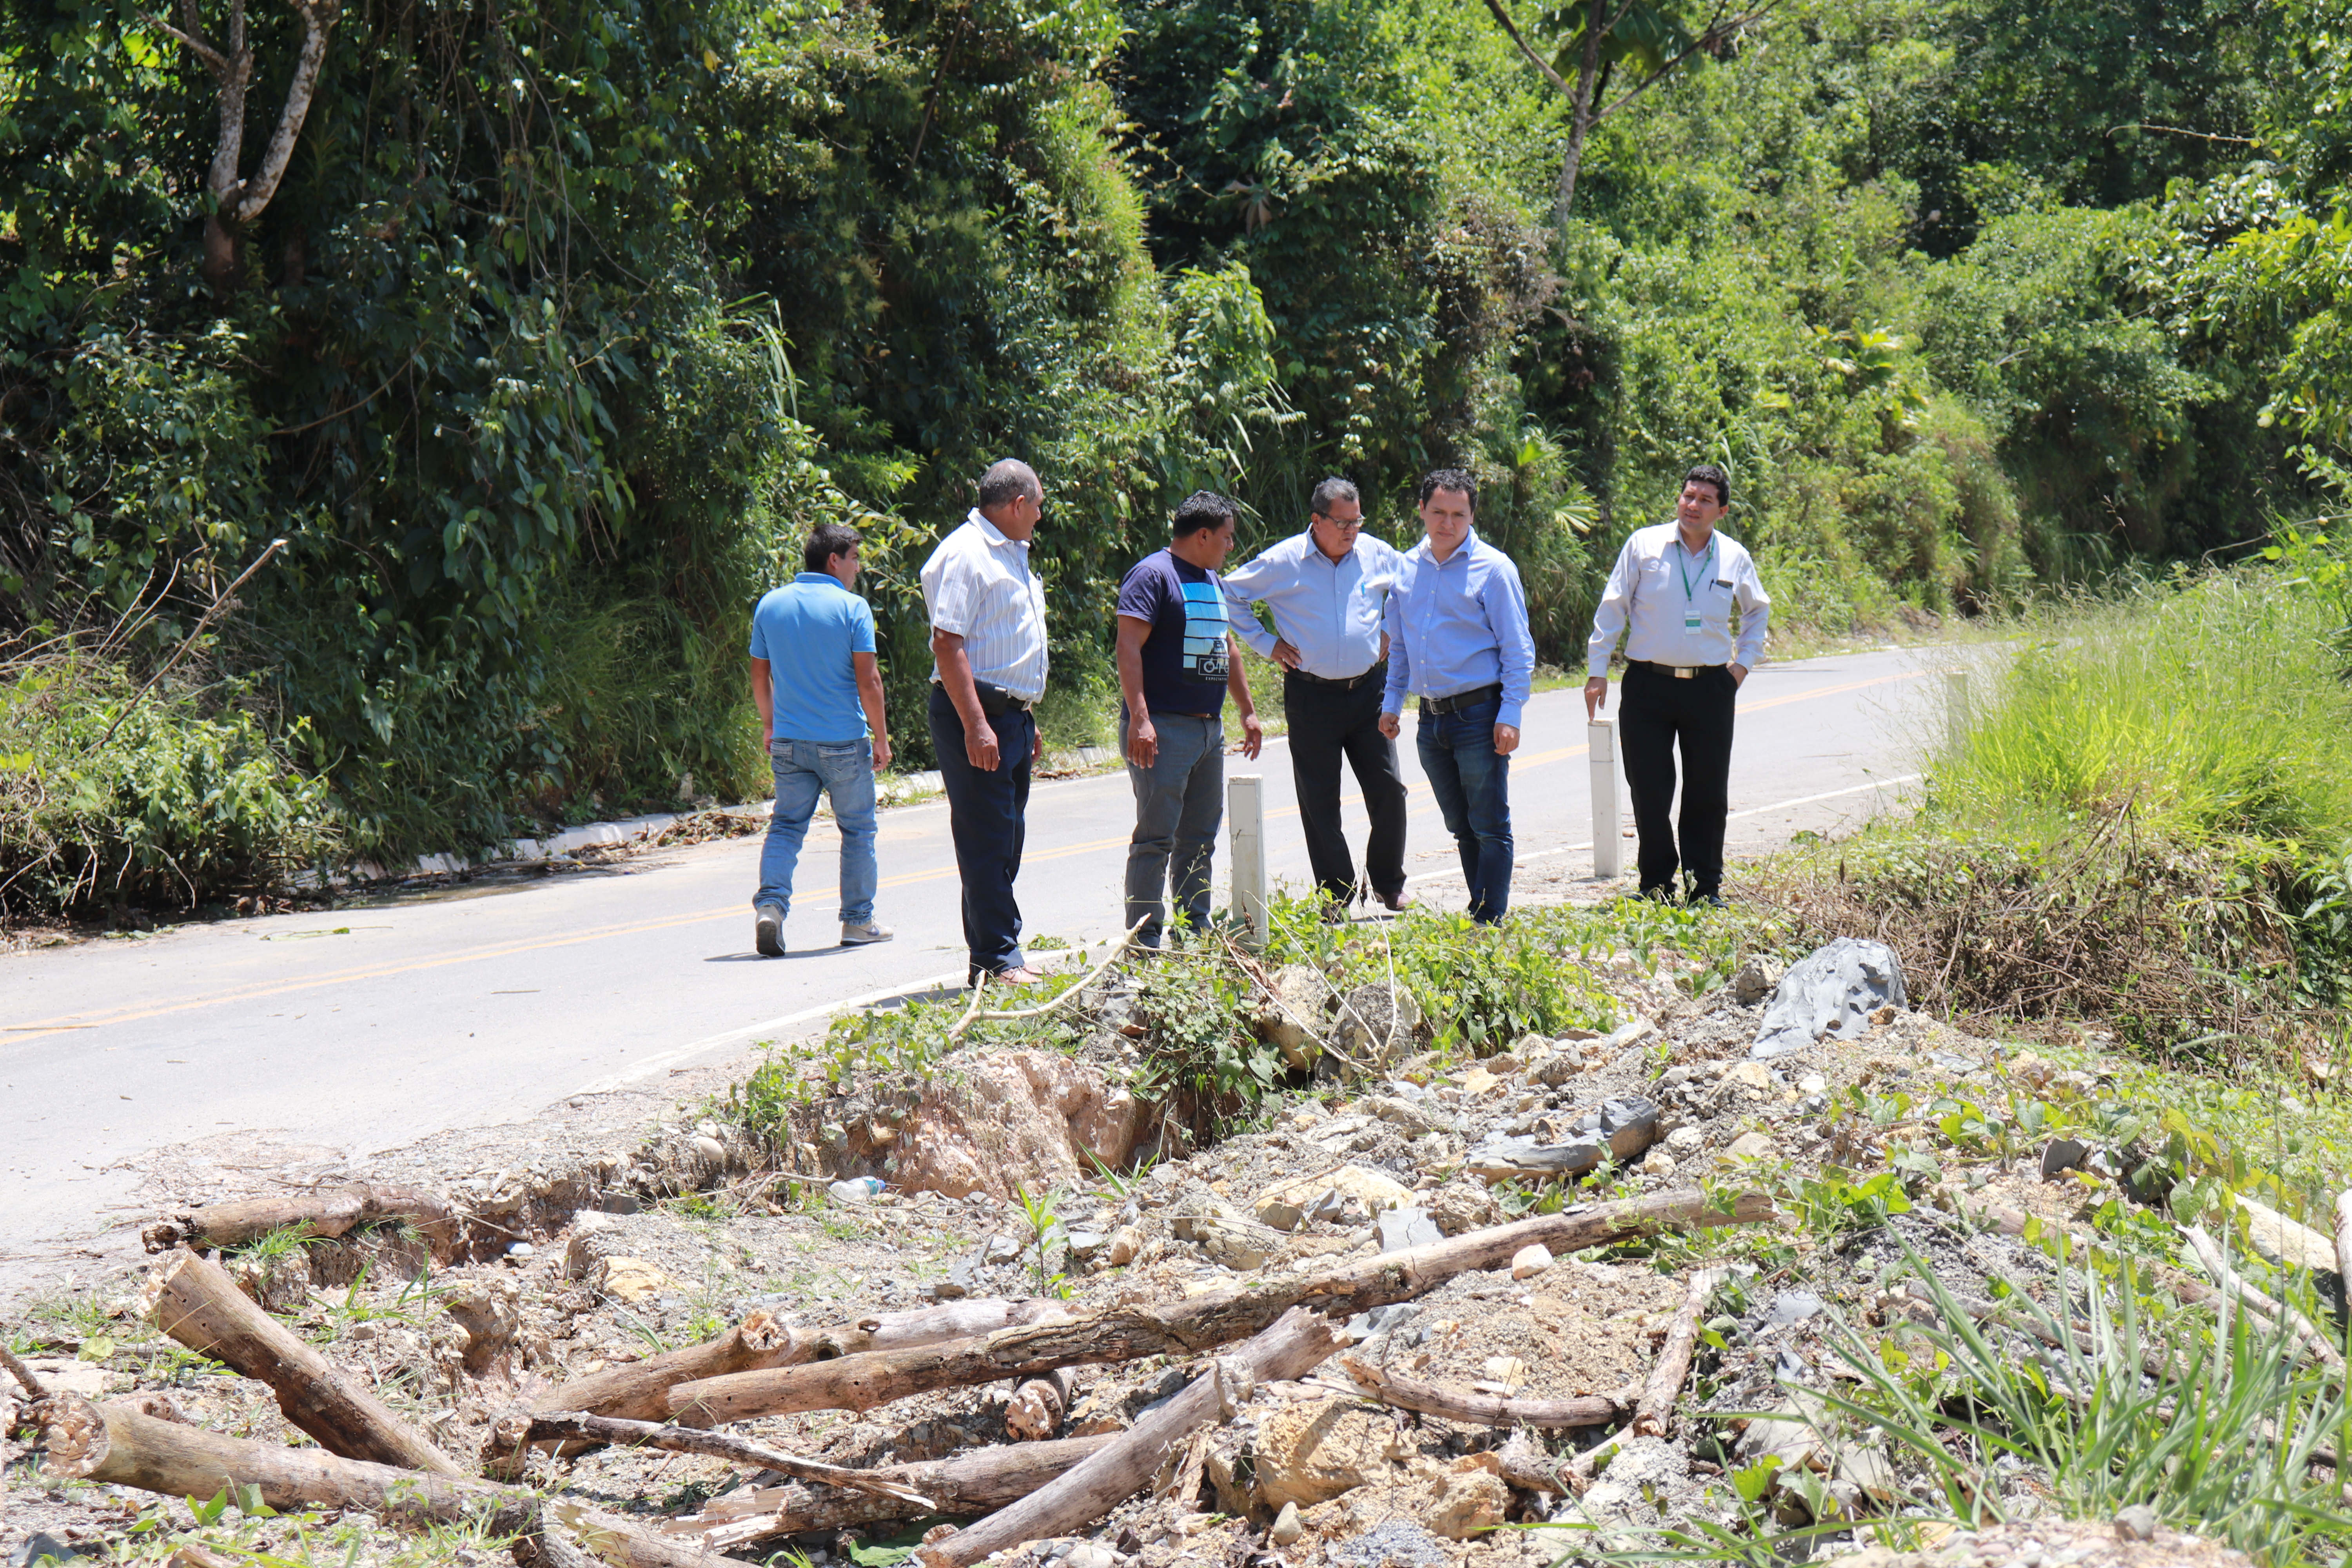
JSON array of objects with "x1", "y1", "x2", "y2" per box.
[{"x1": 5, "y1": 0, "x2": 2352, "y2": 913}]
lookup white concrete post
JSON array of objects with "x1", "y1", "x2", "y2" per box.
[
  {"x1": 1588, "y1": 719, "x2": 1622, "y2": 881},
  {"x1": 1229, "y1": 773, "x2": 1266, "y2": 951},
  {"x1": 1942, "y1": 669, "x2": 1971, "y2": 750}
]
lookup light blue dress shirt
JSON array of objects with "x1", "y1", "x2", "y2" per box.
[
  {"x1": 1381, "y1": 530, "x2": 1536, "y2": 730},
  {"x1": 1218, "y1": 530, "x2": 1403, "y2": 680}
]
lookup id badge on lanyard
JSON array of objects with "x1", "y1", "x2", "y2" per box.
[{"x1": 1677, "y1": 539, "x2": 1715, "y2": 632}]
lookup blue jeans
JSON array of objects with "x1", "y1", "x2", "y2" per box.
[
  {"x1": 1122, "y1": 710, "x2": 1223, "y2": 945},
  {"x1": 1417, "y1": 698, "x2": 1513, "y2": 924},
  {"x1": 757, "y1": 737, "x2": 878, "y2": 926}
]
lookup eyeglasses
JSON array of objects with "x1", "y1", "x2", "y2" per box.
[{"x1": 1312, "y1": 514, "x2": 1365, "y2": 529}]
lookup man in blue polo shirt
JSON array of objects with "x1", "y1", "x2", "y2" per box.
[{"x1": 748, "y1": 523, "x2": 894, "y2": 957}]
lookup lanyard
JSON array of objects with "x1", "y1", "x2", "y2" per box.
[{"x1": 1674, "y1": 537, "x2": 1717, "y2": 603}]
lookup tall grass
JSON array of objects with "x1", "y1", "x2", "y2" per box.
[{"x1": 1933, "y1": 569, "x2": 2352, "y2": 853}]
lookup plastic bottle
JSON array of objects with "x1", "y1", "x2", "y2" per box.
[{"x1": 829, "y1": 1176, "x2": 886, "y2": 1204}]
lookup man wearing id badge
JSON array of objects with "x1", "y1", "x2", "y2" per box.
[{"x1": 1582, "y1": 463, "x2": 1771, "y2": 906}]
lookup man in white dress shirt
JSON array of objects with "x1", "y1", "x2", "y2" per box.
[
  {"x1": 1220, "y1": 477, "x2": 1410, "y2": 917},
  {"x1": 1583, "y1": 463, "x2": 1772, "y2": 906},
  {"x1": 921, "y1": 459, "x2": 1051, "y2": 985}
]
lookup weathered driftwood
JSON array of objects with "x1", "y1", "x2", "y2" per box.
[
  {"x1": 1633, "y1": 1266, "x2": 1726, "y2": 1436},
  {"x1": 143, "y1": 1183, "x2": 455, "y2": 1253},
  {"x1": 486, "y1": 1298, "x2": 1063, "y2": 1471},
  {"x1": 661, "y1": 1436, "x2": 1118, "y2": 1552},
  {"x1": 1337, "y1": 1354, "x2": 1628, "y2": 1429},
  {"x1": 512, "y1": 1411, "x2": 934, "y2": 1506},
  {"x1": 917, "y1": 1307, "x2": 1341, "y2": 1568},
  {"x1": 673, "y1": 1188, "x2": 1770, "y2": 1425},
  {"x1": 40, "y1": 1396, "x2": 715, "y2": 1567},
  {"x1": 2185, "y1": 1224, "x2": 2344, "y2": 1370},
  {"x1": 1005, "y1": 1368, "x2": 1075, "y2": 1441},
  {"x1": 142, "y1": 1248, "x2": 460, "y2": 1475}
]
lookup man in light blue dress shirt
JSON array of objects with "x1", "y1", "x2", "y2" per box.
[
  {"x1": 1378, "y1": 468, "x2": 1536, "y2": 925},
  {"x1": 1221, "y1": 477, "x2": 1411, "y2": 917},
  {"x1": 1583, "y1": 462, "x2": 1772, "y2": 905}
]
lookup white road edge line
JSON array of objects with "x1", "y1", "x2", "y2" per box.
[{"x1": 583, "y1": 770, "x2": 1929, "y2": 1092}]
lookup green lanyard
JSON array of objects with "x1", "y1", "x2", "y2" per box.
[{"x1": 1675, "y1": 537, "x2": 1717, "y2": 631}]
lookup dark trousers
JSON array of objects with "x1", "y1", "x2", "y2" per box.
[
  {"x1": 1416, "y1": 696, "x2": 1513, "y2": 924},
  {"x1": 1284, "y1": 671, "x2": 1408, "y2": 904},
  {"x1": 1618, "y1": 662, "x2": 1738, "y2": 899},
  {"x1": 927, "y1": 685, "x2": 1035, "y2": 979}
]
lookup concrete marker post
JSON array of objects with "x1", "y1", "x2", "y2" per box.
[
  {"x1": 1943, "y1": 668, "x2": 1971, "y2": 751},
  {"x1": 1229, "y1": 773, "x2": 1266, "y2": 952},
  {"x1": 1588, "y1": 717, "x2": 1622, "y2": 882}
]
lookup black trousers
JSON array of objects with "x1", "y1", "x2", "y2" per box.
[
  {"x1": 1283, "y1": 670, "x2": 1408, "y2": 902},
  {"x1": 1618, "y1": 662, "x2": 1737, "y2": 898},
  {"x1": 926, "y1": 685, "x2": 1035, "y2": 979}
]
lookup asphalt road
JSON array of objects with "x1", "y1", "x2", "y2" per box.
[{"x1": 2, "y1": 646, "x2": 1943, "y2": 1287}]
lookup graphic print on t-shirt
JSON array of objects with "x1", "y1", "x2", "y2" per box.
[{"x1": 1180, "y1": 580, "x2": 1229, "y2": 684}]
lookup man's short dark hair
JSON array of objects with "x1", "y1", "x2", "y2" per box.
[
  {"x1": 977, "y1": 458, "x2": 1041, "y2": 510},
  {"x1": 1309, "y1": 477, "x2": 1361, "y2": 517},
  {"x1": 1417, "y1": 467, "x2": 1477, "y2": 513},
  {"x1": 1683, "y1": 463, "x2": 1730, "y2": 506},
  {"x1": 1171, "y1": 490, "x2": 1238, "y2": 538},
  {"x1": 804, "y1": 522, "x2": 862, "y2": 574}
]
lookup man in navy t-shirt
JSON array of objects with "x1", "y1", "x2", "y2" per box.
[
  {"x1": 1114, "y1": 490, "x2": 1263, "y2": 945},
  {"x1": 748, "y1": 523, "x2": 893, "y2": 957}
]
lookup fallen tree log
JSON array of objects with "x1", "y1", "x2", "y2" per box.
[
  {"x1": 142, "y1": 1249, "x2": 459, "y2": 1476},
  {"x1": 38, "y1": 1396, "x2": 717, "y2": 1566},
  {"x1": 673, "y1": 1187, "x2": 1769, "y2": 1425},
  {"x1": 915, "y1": 1306, "x2": 1341, "y2": 1568},
  {"x1": 486, "y1": 1298, "x2": 1063, "y2": 1472},
  {"x1": 1336, "y1": 1355, "x2": 1629, "y2": 1428},
  {"x1": 143, "y1": 1183, "x2": 456, "y2": 1253},
  {"x1": 1005, "y1": 1368, "x2": 1075, "y2": 1441},
  {"x1": 510, "y1": 1412, "x2": 935, "y2": 1506},
  {"x1": 1633, "y1": 1266, "x2": 1726, "y2": 1436},
  {"x1": 661, "y1": 1436, "x2": 1118, "y2": 1552}
]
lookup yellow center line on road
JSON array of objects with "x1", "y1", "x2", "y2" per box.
[{"x1": 4, "y1": 668, "x2": 1921, "y2": 1043}]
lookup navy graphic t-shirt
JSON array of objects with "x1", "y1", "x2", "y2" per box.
[{"x1": 1116, "y1": 548, "x2": 1231, "y2": 718}]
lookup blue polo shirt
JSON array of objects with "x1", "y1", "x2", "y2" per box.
[{"x1": 748, "y1": 574, "x2": 877, "y2": 744}]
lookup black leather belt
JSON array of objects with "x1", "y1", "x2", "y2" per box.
[
  {"x1": 937, "y1": 680, "x2": 1038, "y2": 716},
  {"x1": 1286, "y1": 665, "x2": 1382, "y2": 690},
  {"x1": 1632, "y1": 660, "x2": 1724, "y2": 680},
  {"x1": 1420, "y1": 682, "x2": 1502, "y2": 715}
]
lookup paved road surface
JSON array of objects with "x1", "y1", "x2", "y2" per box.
[{"x1": 2, "y1": 647, "x2": 1944, "y2": 1291}]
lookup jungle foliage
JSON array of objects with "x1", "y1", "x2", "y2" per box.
[{"x1": 2, "y1": 0, "x2": 2349, "y2": 914}]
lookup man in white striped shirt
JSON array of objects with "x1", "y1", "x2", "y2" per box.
[
  {"x1": 922, "y1": 459, "x2": 1052, "y2": 985},
  {"x1": 1584, "y1": 462, "x2": 1772, "y2": 906}
]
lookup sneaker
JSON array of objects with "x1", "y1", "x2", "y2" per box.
[
  {"x1": 754, "y1": 906, "x2": 786, "y2": 957},
  {"x1": 840, "y1": 919, "x2": 895, "y2": 946}
]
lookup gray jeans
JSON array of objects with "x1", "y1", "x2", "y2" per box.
[{"x1": 1122, "y1": 711, "x2": 1223, "y2": 944}]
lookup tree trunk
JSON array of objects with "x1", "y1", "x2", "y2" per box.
[
  {"x1": 485, "y1": 1298, "x2": 1063, "y2": 1472},
  {"x1": 40, "y1": 1396, "x2": 719, "y2": 1568},
  {"x1": 144, "y1": 1183, "x2": 456, "y2": 1252},
  {"x1": 1338, "y1": 1355, "x2": 1629, "y2": 1428},
  {"x1": 142, "y1": 1248, "x2": 460, "y2": 1476},
  {"x1": 671, "y1": 1187, "x2": 1769, "y2": 1426},
  {"x1": 914, "y1": 1308, "x2": 1341, "y2": 1568},
  {"x1": 1555, "y1": 0, "x2": 1610, "y2": 224},
  {"x1": 661, "y1": 1436, "x2": 1118, "y2": 1553}
]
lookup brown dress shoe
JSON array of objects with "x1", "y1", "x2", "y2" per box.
[
  {"x1": 1376, "y1": 888, "x2": 1415, "y2": 912},
  {"x1": 990, "y1": 965, "x2": 1047, "y2": 987}
]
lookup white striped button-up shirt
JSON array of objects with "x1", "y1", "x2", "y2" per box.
[
  {"x1": 1586, "y1": 522, "x2": 1771, "y2": 678},
  {"x1": 921, "y1": 510, "x2": 1050, "y2": 701}
]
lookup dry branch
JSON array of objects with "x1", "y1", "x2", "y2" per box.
[
  {"x1": 486, "y1": 1298, "x2": 1063, "y2": 1471},
  {"x1": 950, "y1": 918, "x2": 1150, "y2": 1040},
  {"x1": 1337, "y1": 1355, "x2": 1630, "y2": 1428},
  {"x1": 142, "y1": 1248, "x2": 459, "y2": 1475},
  {"x1": 41, "y1": 1396, "x2": 715, "y2": 1568},
  {"x1": 2185, "y1": 1225, "x2": 2343, "y2": 1370},
  {"x1": 915, "y1": 1307, "x2": 1342, "y2": 1568},
  {"x1": 673, "y1": 1188, "x2": 1769, "y2": 1425},
  {"x1": 1, "y1": 1340, "x2": 46, "y2": 1399},
  {"x1": 143, "y1": 1180, "x2": 453, "y2": 1252},
  {"x1": 512, "y1": 1411, "x2": 935, "y2": 1506},
  {"x1": 1633, "y1": 1266, "x2": 1725, "y2": 1436},
  {"x1": 661, "y1": 1436, "x2": 1118, "y2": 1552}
]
